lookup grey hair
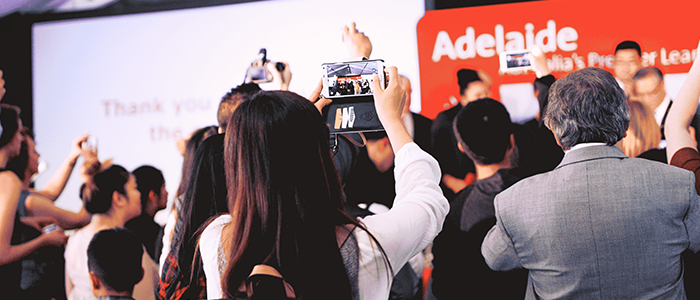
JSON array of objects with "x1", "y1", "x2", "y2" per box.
[{"x1": 544, "y1": 67, "x2": 630, "y2": 150}]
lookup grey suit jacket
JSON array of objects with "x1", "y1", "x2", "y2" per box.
[{"x1": 482, "y1": 145, "x2": 700, "y2": 299}]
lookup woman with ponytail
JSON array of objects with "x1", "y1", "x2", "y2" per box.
[{"x1": 64, "y1": 157, "x2": 159, "y2": 300}]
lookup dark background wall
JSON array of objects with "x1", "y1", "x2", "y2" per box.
[{"x1": 0, "y1": 0, "x2": 533, "y2": 129}]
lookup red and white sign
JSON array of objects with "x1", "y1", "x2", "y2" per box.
[{"x1": 417, "y1": 0, "x2": 698, "y2": 119}]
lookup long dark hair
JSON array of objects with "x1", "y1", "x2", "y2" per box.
[
  {"x1": 0, "y1": 104, "x2": 21, "y2": 149},
  {"x1": 176, "y1": 125, "x2": 218, "y2": 198},
  {"x1": 221, "y1": 91, "x2": 357, "y2": 299},
  {"x1": 173, "y1": 134, "x2": 228, "y2": 297}
]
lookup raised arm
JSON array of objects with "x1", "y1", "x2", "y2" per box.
[
  {"x1": 372, "y1": 66, "x2": 411, "y2": 153},
  {"x1": 0, "y1": 172, "x2": 67, "y2": 266},
  {"x1": 343, "y1": 22, "x2": 372, "y2": 58},
  {"x1": 34, "y1": 135, "x2": 89, "y2": 201},
  {"x1": 666, "y1": 39, "x2": 700, "y2": 162}
]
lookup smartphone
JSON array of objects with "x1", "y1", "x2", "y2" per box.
[
  {"x1": 43, "y1": 224, "x2": 59, "y2": 234},
  {"x1": 82, "y1": 136, "x2": 97, "y2": 151},
  {"x1": 321, "y1": 59, "x2": 385, "y2": 99},
  {"x1": 499, "y1": 50, "x2": 532, "y2": 72}
]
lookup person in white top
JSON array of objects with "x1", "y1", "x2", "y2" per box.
[
  {"x1": 198, "y1": 66, "x2": 448, "y2": 300},
  {"x1": 64, "y1": 159, "x2": 158, "y2": 300}
]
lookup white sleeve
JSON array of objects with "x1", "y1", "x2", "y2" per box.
[
  {"x1": 355, "y1": 142, "x2": 449, "y2": 299},
  {"x1": 199, "y1": 214, "x2": 232, "y2": 300}
]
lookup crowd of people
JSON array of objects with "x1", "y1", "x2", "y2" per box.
[{"x1": 2, "y1": 21, "x2": 700, "y2": 300}]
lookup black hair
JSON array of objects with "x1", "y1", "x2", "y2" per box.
[
  {"x1": 132, "y1": 165, "x2": 165, "y2": 210},
  {"x1": 632, "y1": 66, "x2": 664, "y2": 82},
  {"x1": 87, "y1": 228, "x2": 143, "y2": 293},
  {"x1": 218, "y1": 83, "x2": 262, "y2": 132},
  {"x1": 222, "y1": 91, "x2": 389, "y2": 299},
  {"x1": 545, "y1": 67, "x2": 630, "y2": 150},
  {"x1": 172, "y1": 134, "x2": 227, "y2": 298},
  {"x1": 6, "y1": 127, "x2": 34, "y2": 181},
  {"x1": 82, "y1": 164, "x2": 131, "y2": 214},
  {"x1": 176, "y1": 125, "x2": 218, "y2": 198},
  {"x1": 457, "y1": 69, "x2": 482, "y2": 96},
  {"x1": 0, "y1": 104, "x2": 21, "y2": 148},
  {"x1": 615, "y1": 40, "x2": 642, "y2": 57},
  {"x1": 453, "y1": 98, "x2": 513, "y2": 165}
]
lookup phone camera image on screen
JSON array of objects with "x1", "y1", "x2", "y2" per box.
[
  {"x1": 322, "y1": 60, "x2": 384, "y2": 99},
  {"x1": 499, "y1": 50, "x2": 532, "y2": 72},
  {"x1": 507, "y1": 53, "x2": 530, "y2": 68}
]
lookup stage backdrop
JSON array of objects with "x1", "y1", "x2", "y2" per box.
[
  {"x1": 417, "y1": 0, "x2": 698, "y2": 121},
  {"x1": 32, "y1": 0, "x2": 425, "y2": 218}
]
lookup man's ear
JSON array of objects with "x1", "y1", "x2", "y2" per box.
[
  {"x1": 148, "y1": 190, "x2": 158, "y2": 205},
  {"x1": 89, "y1": 272, "x2": 101, "y2": 291},
  {"x1": 112, "y1": 191, "x2": 125, "y2": 208}
]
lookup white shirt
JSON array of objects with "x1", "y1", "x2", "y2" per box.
[
  {"x1": 566, "y1": 142, "x2": 607, "y2": 153},
  {"x1": 653, "y1": 95, "x2": 672, "y2": 128},
  {"x1": 199, "y1": 143, "x2": 448, "y2": 300}
]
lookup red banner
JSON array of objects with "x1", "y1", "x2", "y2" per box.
[{"x1": 417, "y1": 0, "x2": 698, "y2": 119}]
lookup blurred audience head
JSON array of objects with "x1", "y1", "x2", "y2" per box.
[
  {"x1": 81, "y1": 162, "x2": 140, "y2": 220},
  {"x1": 613, "y1": 40, "x2": 642, "y2": 83},
  {"x1": 633, "y1": 66, "x2": 667, "y2": 110},
  {"x1": 87, "y1": 228, "x2": 144, "y2": 297},
  {"x1": 218, "y1": 83, "x2": 262, "y2": 133},
  {"x1": 0, "y1": 104, "x2": 22, "y2": 156},
  {"x1": 132, "y1": 165, "x2": 167, "y2": 218},
  {"x1": 6, "y1": 127, "x2": 37, "y2": 181},
  {"x1": 615, "y1": 100, "x2": 661, "y2": 157},
  {"x1": 457, "y1": 69, "x2": 491, "y2": 106},
  {"x1": 545, "y1": 67, "x2": 630, "y2": 150},
  {"x1": 453, "y1": 98, "x2": 514, "y2": 165}
]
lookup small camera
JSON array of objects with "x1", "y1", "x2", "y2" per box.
[
  {"x1": 321, "y1": 59, "x2": 386, "y2": 133},
  {"x1": 245, "y1": 48, "x2": 286, "y2": 84},
  {"x1": 499, "y1": 49, "x2": 532, "y2": 72}
]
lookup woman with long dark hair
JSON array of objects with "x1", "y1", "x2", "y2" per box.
[
  {"x1": 199, "y1": 67, "x2": 448, "y2": 299},
  {"x1": 158, "y1": 134, "x2": 227, "y2": 300}
]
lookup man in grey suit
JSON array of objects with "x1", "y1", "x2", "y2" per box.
[{"x1": 481, "y1": 67, "x2": 700, "y2": 299}]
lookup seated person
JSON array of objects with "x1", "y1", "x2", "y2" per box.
[
  {"x1": 87, "y1": 228, "x2": 144, "y2": 300},
  {"x1": 429, "y1": 98, "x2": 528, "y2": 300}
]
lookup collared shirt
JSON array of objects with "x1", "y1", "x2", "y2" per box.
[
  {"x1": 654, "y1": 95, "x2": 672, "y2": 149},
  {"x1": 566, "y1": 142, "x2": 607, "y2": 153},
  {"x1": 654, "y1": 95, "x2": 672, "y2": 127}
]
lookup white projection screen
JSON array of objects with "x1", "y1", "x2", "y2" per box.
[{"x1": 32, "y1": 0, "x2": 425, "y2": 222}]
